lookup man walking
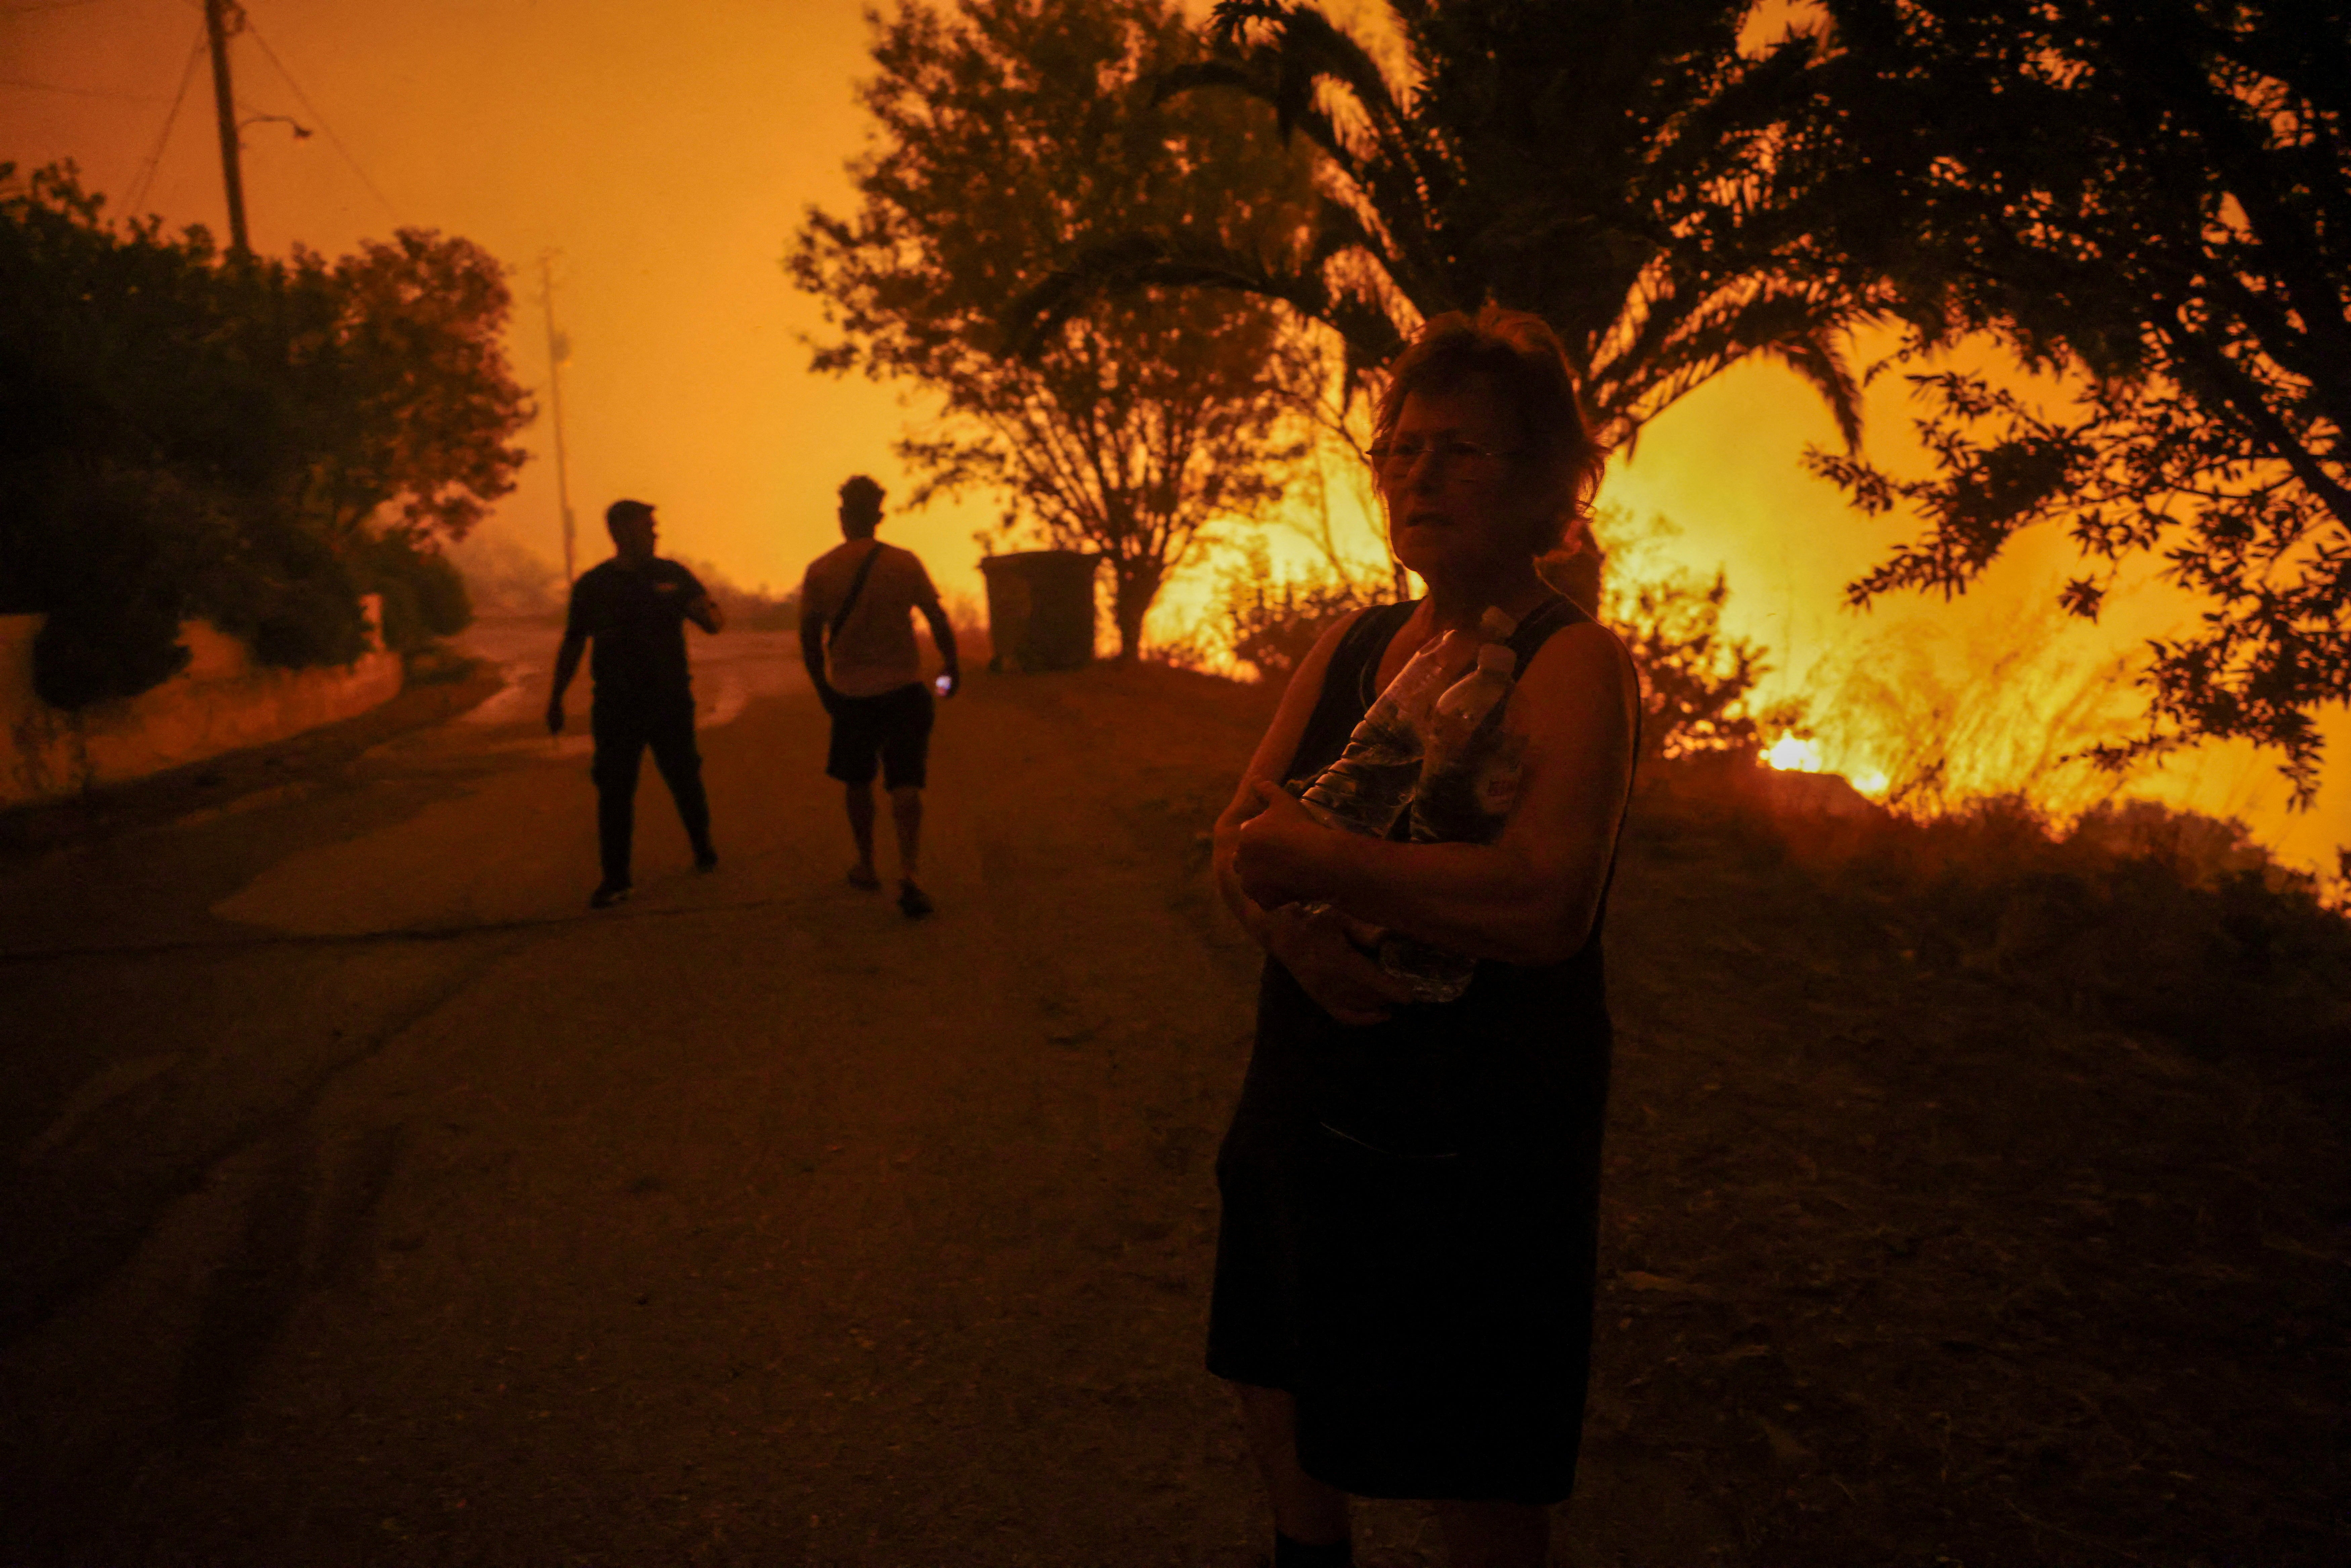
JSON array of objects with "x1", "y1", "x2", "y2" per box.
[
  {"x1": 548, "y1": 499, "x2": 723, "y2": 908},
  {"x1": 799, "y1": 475, "x2": 959, "y2": 919}
]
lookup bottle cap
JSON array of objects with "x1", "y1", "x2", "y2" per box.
[
  {"x1": 1477, "y1": 643, "x2": 1518, "y2": 677},
  {"x1": 1477, "y1": 606, "x2": 1518, "y2": 640}
]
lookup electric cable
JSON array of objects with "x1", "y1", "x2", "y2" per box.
[
  {"x1": 239, "y1": 5, "x2": 403, "y2": 226},
  {"x1": 123, "y1": 26, "x2": 208, "y2": 217},
  {"x1": 0, "y1": 78, "x2": 154, "y2": 99}
]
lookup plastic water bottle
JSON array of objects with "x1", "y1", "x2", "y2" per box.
[
  {"x1": 1290, "y1": 605, "x2": 1520, "y2": 836},
  {"x1": 1410, "y1": 643, "x2": 1520, "y2": 841},
  {"x1": 1292, "y1": 628, "x2": 1467, "y2": 837},
  {"x1": 1381, "y1": 642, "x2": 1522, "y2": 1002}
]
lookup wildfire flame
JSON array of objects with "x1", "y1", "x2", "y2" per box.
[{"x1": 1765, "y1": 733, "x2": 1890, "y2": 800}]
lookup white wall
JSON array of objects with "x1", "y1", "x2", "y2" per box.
[{"x1": 1, "y1": 599, "x2": 403, "y2": 809}]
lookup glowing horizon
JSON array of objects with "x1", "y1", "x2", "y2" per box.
[{"x1": 5, "y1": 0, "x2": 2343, "y2": 875}]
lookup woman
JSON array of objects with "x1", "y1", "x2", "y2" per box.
[{"x1": 1209, "y1": 306, "x2": 1640, "y2": 1568}]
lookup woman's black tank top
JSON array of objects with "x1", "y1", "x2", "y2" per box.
[{"x1": 1245, "y1": 594, "x2": 1631, "y2": 1160}]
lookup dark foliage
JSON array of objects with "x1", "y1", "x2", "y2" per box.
[
  {"x1": 30, "y1": 596, "x2": 190, "y2": 712},
  {"x1": 352, "y1": 530, "x2": 474, "y2": 655},
  {"x1": 1214, "y1": 540, "x2": 1382, "y2": 681},
  {"x1": 0, "y1": 163, "x2": 525, "y2": 707},
  {"x1": 1610, "y1": 565, "x2": 1795, "y2": 763},
  {"x1": 1805, "y1": 0, "x2": 2351, "y2": 799},
  {"x1": 1608, "y1": 571, "x2": 1787, "y2": 766},
  {"x1": 1656, "y1": 755, "x2": 2351, "y2": 1058},
  {"x1": 1011, "y1": 0, "x2": 1885, "y2": 449}
]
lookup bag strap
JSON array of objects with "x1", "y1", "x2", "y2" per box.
[{"x1": 828, "y1": 541, "x2": 885, "y2": 638}]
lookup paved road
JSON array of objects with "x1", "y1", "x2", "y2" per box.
[{"x1": 0, "y1": 624, "x2": 1322, "y2": 1566}]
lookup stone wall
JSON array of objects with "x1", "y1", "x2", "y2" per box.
[{"x1": 1, "y1": 598, "x2": 403, "y2": 809}]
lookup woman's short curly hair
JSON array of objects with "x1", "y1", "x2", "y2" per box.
[{"x1": 1371, "y1": 305, "x2": 1606, "y2": 554}]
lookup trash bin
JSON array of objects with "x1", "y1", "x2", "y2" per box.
[{"x1": 979, "y1": 551, "x2": 1098, "y2": 673}]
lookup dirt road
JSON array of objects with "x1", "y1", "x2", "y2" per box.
[
  {"x1": 7, "y1": 625, "x2": 1656, "y2": 1567},
  {"x1": 3, "y1": 623, "x2": 2339, "y2": 1566}
]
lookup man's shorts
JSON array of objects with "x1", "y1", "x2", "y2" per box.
[{"x1": 826, "y1": 681, "x2": 934, "y2": 790}]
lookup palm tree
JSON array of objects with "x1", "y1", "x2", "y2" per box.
[{"x1": 1013, "y1": 0, "x2": 1879, "y2": 452}]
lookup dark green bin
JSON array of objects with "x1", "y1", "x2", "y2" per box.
[{"x1": 979, "y1": 551, "x2": 1098, "y2": 672}]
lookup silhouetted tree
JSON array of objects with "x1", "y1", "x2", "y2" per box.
[
  {"x1": 789, "y1": 0, "x2": 1327, "y2": 661},
  {"x1": 0, "y1": 163, "x2": 525, "y2": 705},
  {"x1": 1804, "y1": 0, "x2": 2351, "y2": 800},
  {"x1": 305, "y1": 229, "x2": 534, "y2": 545},
  {"x1": 1013, "y1": 0, "x2": 1880, "y2": 449}
]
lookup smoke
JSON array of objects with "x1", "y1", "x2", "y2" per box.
[{"x1": 445, "y1": 529, "x2": 564, "y2": 618}]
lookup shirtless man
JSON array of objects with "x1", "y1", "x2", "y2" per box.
[{"x1": 798, "y1": 475, "x2": 959, "y2": 918}]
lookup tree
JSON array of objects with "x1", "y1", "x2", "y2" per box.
[
  {"x1": 1611, "y1": 565, "x2": 1794, "y2": 762},
  {"x1": 1214, "y1": 534, "x2": 1383, "y2": 681},
  {"x1": 305, "y1": 229, "x2": 535, "y2": 546},
  {"x1": 788, "y1": 0, "x2": 1326, "y2": 661},
  {"x1": 1013, "y1": 0, "x2": 1884, "y2": 450},
  {"x1": 0, "y1": 163, "x2": 526, "y2": 704},
  {"x1": 1803, "y1": 0, "x2": 2351, "y2": 801}
]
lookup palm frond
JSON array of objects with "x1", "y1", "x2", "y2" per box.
[
  {"x1": 1589, "y1": 268, "x2": 1855, "y2": 433},
  {"x1": 1001, "y1": 230, "x2": 1402, "y2": 373}
]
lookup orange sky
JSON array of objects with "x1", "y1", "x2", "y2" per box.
[{"x1": 5, "y1": 0, "x2": 2344, "y2": 872}]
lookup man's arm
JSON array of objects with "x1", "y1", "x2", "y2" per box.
[
  {"x1": 919, "y1": 599, "x2": 960, "y2": 696},
  {"x1": 677, "y1": 566, "x2": 724, "y2": 634},
  {"x1": 547, "y1": 632, "x2": 587, "y2": 734},
  {"x1": 800, "y1": 620, "x2": 838, "y2": 714},
  {"x1": 797, "y1": 566, "x2": 838, "y2": 712}
]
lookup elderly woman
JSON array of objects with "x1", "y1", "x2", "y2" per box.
[{"x1": 1210, "y1": 307, "x2": 1640, "y2": 1568}]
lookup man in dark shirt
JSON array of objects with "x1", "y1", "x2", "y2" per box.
[{"x1": 547, "y1": 499, "x2": 724, "y2": 908}]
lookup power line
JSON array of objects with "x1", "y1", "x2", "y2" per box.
[
  {"x1": 238, "y1": 6, "x2": 402, "y2": 227},
  {"x1": 0, "y1": 78, "x2": 157, "y2": 100},
  {"x1": 124, "y1": 28, "x2": 207, "y2": 217}
]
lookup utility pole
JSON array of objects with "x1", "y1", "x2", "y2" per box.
[
  {"x1": 204, "y1": 0, "x2": 250, "y2": 256},
  {"x1": 539, "y1": 253, "x2": 578, "y2": 586}
]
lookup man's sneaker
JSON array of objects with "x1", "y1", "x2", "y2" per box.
[
  {"x1": 897, "y1": 880, "x2": 934, "y2": 920},
  {"x1": 589, "y1": 881, "x2": 632, "y2": 909},
  {"x1": 847, "y1": 864, "x2": 882, "y2": 891},
  {"x1": 694, "y1": 846, "x2": 719, "y2": 872}
]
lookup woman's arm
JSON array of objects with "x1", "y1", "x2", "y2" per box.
[
  {"x1": 1233, "y1": 621, "x2": 1638, "y2": 968},
  {"x1": 1211, "y1": 614, "x2": 1352, "y2": 940},
  {"x1": 1213, "y1": 610, "x2": 1417, "y2": 1025}
]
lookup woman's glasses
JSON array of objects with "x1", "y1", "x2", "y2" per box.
[{"x1": 1362, "y1": 436, "x2": 1521, "y2": 474}]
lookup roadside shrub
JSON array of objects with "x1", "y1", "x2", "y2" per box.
[
  {"x1": 249, "y1": 580, "x2": 371, "y2": 669},
  {"x1": 1596, "y1": 510, "x2": 1802, "y2": 762},
  {"x1": 15, "y1": 461, "x2": 225, "y2": 708},
  {"x1": 32, "y1": 593, "x2": 188, "y2": 709},
  {"x1": 1642, "y1": 753, "x2": 2350, "y2": 1058},
  {"x1": 353, "y1": 529, "x2": 472, "y2": 652},
  {"x1": 444, "y1": 530, "x2": 563, "y2": 617},
  {"x1": 1217, "y1": 539, "x2": 1383, "y2": 683},
  {"x1": 193, "y1": 512, "x2": 370, "y2": 669}
]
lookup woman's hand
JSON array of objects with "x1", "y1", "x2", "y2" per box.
[
  {"x1": 1262, "y1": 902, "x2": 1415, "y2": 1027},
  {"x1": 1232, "y1": 779, "x2": 1340, "y2": 910}
]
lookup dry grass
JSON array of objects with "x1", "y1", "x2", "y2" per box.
[{"x1": 1584, "y1": 750, "x2": 2351, "y2": 1565}]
